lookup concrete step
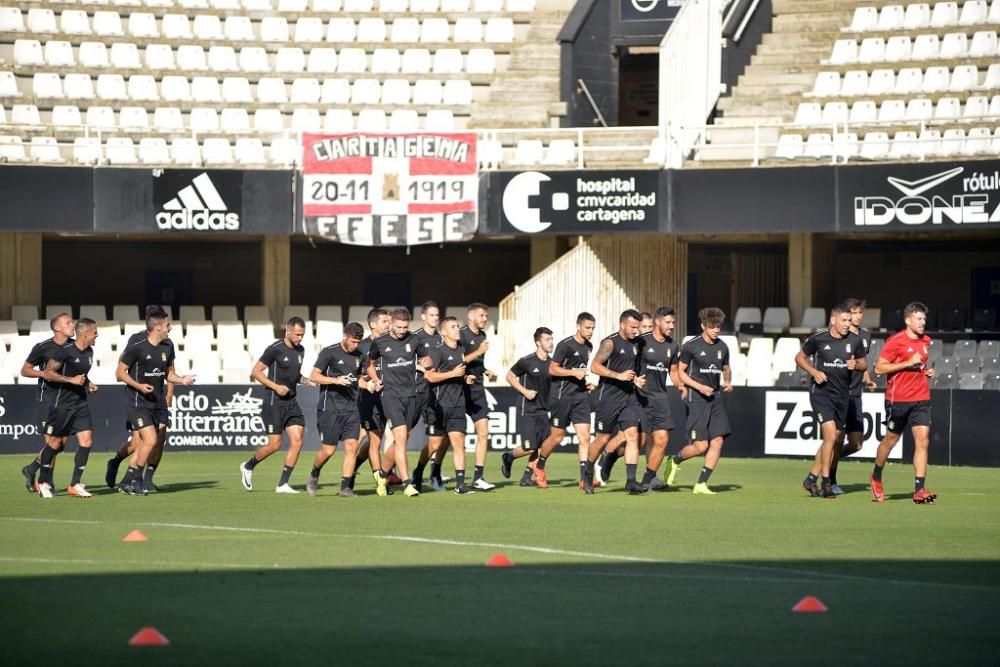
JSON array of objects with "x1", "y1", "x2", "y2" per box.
[
  {"x1": 761, "y1": 31, "x2": 839, "y2": 48},
  {"x1": 740, "y1": 63, "x2": 823, "y2": 79},
  {"x1": 729, "y1": 81, "x2": 814, "y2": 98},
  {"x1": 750, "y1": 49, "x2": 830, "y2": 66},
  {"x1": 772, "y1": 12, "x2": 850, "y2": 31}
]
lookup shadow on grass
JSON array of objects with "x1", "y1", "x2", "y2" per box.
[{"x1": 3, "y1": 560, "x2": 997, "y2": 666}]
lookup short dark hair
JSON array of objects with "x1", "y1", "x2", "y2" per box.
[
  {"x1": 639, "y1": 311, "x2": 653, "y2": 321},
  {"x1": 467, "y1": 302, "x2": 488, "y2": 313},
  {"x1": 903, "y1": 301, "x2": 928, "y2": 318},
  {"x1": 844, "y1": 297, "x2": 866, "y2": 311},
  {"x1": 49, "y1": 313, "x2": 70, "y2": 331},
  {"x1": 286, "y1": 316, "x2": 306, "y2": 330},
  {"x1": 831, "y1": 302, "x2": 850, "y2": 317},
  {"x1": 344, "y1": 322, "x2": 364, "y2": 339},
  {"x1": 620, "y1": 309, "x2": 642, "y2": 323},
  {"x1": 421, "y1": 300, "x2": 440, "y2": 314},
  {"x1": 440, "y1": 315, "x2": 459, "y2": 327},
  {"x1": 699, "y1": 307, "x2": 726, "y2": 327},
  {"x1": 367, "y1": 308, "x2": 387, "y2": 326},
  {"x1": 391, "y1": 307, "x2": 411, "y2": 321},
  {"x1": 654, "y1": 307, "x2": 676, "y2": 319},
  {"x1": 145, "y1": 304, "x2": 167, "y2": 318},
  {"x1": 146, "y1": 312, "x2": 169, "y2": 331},
  {"x1": 75, "y1": 317, "x2": 97, "y2": 333},
  {"x1": 533, "y1": 326, "x2": 553, "y2": 342},
  {"x1": 576, "y1": 312, "x2": 595, "y2": 325}
]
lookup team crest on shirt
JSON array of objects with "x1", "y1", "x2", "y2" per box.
[
  {"x1": 161, "y1": 352, "x2": 167, "y2": 362},
  {"x1": 817, "y1": 412, "x2": 824, "y2": 422},
  {"x1": 405, "y1": 344, "x2": 411, "y2": 352},
  {"x1": 268, "y1": 424, "x2": 274, "y2": 433},
  {"x1": 717, "y1": 350, "x2": 722, "y2": 359},
  {"x1": 846, "y1": 344, "x2": 852, "y2": 354},
  {"x1": 298, "y1": 355, "x2": 303, "y2": 364},
  {"x1": 136, "y1": 418, "x2": 144, "y2": 427},
  {"x1": 553, "y1": 418, "x2": 560, "y2": 426},
  {"x1": 690, "y1": 429, "x2": 697, "y2": 441},
  {"x1": 46, "y1": 424, "x2": 53, "y2": 434}
]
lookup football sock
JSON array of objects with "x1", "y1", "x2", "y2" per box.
[
  {"x1": 278, "y1": 465, "x2": 294, "y2": 486},
  {"x1": 71, "y1": 448, "x2": 90, "y2": 486},
  {"x1": 698, "y1": 466, "x2": 714, "y2": 484},
  {"x1": 915, "y1": 476, "x2": 926, "y2": 492},
  {"x1": 872, "y1": 464, "x2": 884, "y2": 482},
  {"x1": 536, "y1": 455, "x2": 548, "y2": 470},
  {"x1": 245, "y1": 455, "x2": 260, "y2": 470},
  {"x1": 625, "y1": 463, "x2": 637, "y2": 483},
  {"x1": 310, "y1": 465, "x2": 321, "y2": 480},
  {"x1": 429, "y1": 461, "x2": 442, "y2": 482},
  {"x1": 340, "y1": 476, "x2": 351, "y2": 490},
  {"x1": 642, "y1": 467, "x2": 656, "y2": 485},
  {"x1": 474, "y1": 465, "x2": 484, "y2": 482},
  {"x1": 578, "y1": 461, "x2": 588, "y2": 481},
  {"x1": 143, "y1": 463, "x2": 156, "y2": 485},
  {"x1": 456, "y1": 469, "x2": 466, "y2": 488}
]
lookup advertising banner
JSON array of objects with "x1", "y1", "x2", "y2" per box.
[
  {"x1": 301, "y1": 132, "x2": 478, "y2": 246},
  {"x1": 484, "y1": 170, "x2": 662, "y2": 235},
  {"x1": 619, "y1": 0, "x2": 682, "y2": 22},
  {"x1": 763, "y1": 391, "x2": 902, "y2": 459}
]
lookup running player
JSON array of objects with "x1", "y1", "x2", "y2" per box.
[
  {"x1": 460, "y1": 303, "x2": 497, "y2": 491},
  {"x1": 636, "y1": 307, "x2": 683, "y2": 491},
  {"x1": 584, "y1": 310, "x2": 645, "y2": 494},
  {"x1": 796, "y1": 304, "x2": 867, "y2": 499},
  {"x1": 35, "y1": 318, "x2": 99, "y2": 498},
  {"x1": 306, "y1": 322, "x2": 366, "y2": 498},
  {"x1": 529, "y1": 312, "x2": 596, "y2": 489},
  {"x1": 356, "y1": 308, "x2": 391, "y2": 496},
  {"x1": 500, "y1": 327, "x2": 554, "y2": 486},
  {"x1": 834, "y1": 297, "x2": 877, "y2": 493},
  {"x1": 239, "y1": 317, "x2": 309, "y2": 493},
  {"x1": 423, "y1": 315, "x2": 474, "y2": 494},
  {"x1": 117, "y1": 311, "x2": 194, "y2": 495},
  {"x1": 870, "y1": 302, "x2": 937, "y2": 505},
  {"x1": 411, "y1": 301, "x2": 446, "y2": 491},
  {"x1": 105, "y1": 305, "x2": 175, "y2": 492},
  {"x1": 368, "y1": 307, "x2": 422, "y2": 497},
  {"x1": 19, "y1": 312, "x2": 75, "y2": 492},
  {"x1": 665, "y1": 307, "x2": 733, "y2": 495}
]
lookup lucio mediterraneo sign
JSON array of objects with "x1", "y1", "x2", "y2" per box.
[
  {"x1": 493, "y1": 170, "x2": 660, "y2": 235},
  {"x1": 849, "y1": 162, "x2": 1000, "y2": 230}
]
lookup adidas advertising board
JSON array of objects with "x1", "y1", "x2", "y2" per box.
[
  {"x1": 154, "y1": 170, "x2": 242, "y2": 232},
  {"x1": 763, "y1": 391, "x2": 902, "y2": 459},
  {"x1": 484, "y1": 170, "x2": 663, "y2": 235}
]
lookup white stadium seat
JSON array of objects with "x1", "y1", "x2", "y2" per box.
[
  {"x1": 381, "y1": 78, "x2": 411, "y2": 104},
  {"x1": 307, "y1": 48, "x2": 338, "y2": 73},
  {"x1": 422, "y1": 18, "x2": 451, "y2": 42},
  {"x1": 840, "y1": 70, "x2": 868, "y2": 97},
  {"x1": 454, "y1": 17, "x2": 484, "y2": 43},
  {"x1": 178, "y1": 45, "x2": 208, "y2": 71},
  {"x1": 128, "y1": 12, "x2": 159, "y2": 38},
  {"x1": 401, "y1": 48, "x2": 432, "y2": 74},
  {"x1": 391, "y1": 18, "x2": 420, "y2": 43},
  {"x1": 424, "y1": 108, "x2": 455, "y2": 130},
  {"x1": 32, "y1": 73, "x2": 63, "y2": 100},
  {"x1": 105, "y1": 137, "x2": 138, "y2": 164},
  {"x1": 109, "y1": 43, "x2": 141, "y2": 70},
  {"x1": 146, "y1": 44, "x2": 176, "y2": 70},
  {"x1": 190, "y1": 107, "x2": 220, "y2": 132},
  {"x1": 356, "y1": 108, "x2": 386, "y2": 130},
  {"x1": 171, "y1": 137, "x2": 202, "y2": 165},
  {"x1": 0, "y1": 136, "x2": 28, "y2": 162},
  {"x1": 52, "y1": 105, "x2": 82, "y2": 127},
  {"x1": 930, "y1": 2, "x2": 959, "y2": 28},
  {"x1": 235, "y1": 137, "x2": 267, "y2": 164},
  {"x1": 163, "y1": 14, "x2": 193, "y2": 39},
  {"x1": 221, "y1": 107, "x2": 250, "y2": 132},
  {"x1": 858, "y1": 38, "x2": 885, "y2": 64},
  {"x1": 290, "y1": 77, "x2": 322, "y2": 103},
  {"x1": 254, "y1": 108, "x2": 285, "y2": 131},
  {"x1": 884, "y1": 36, "x2": 912, "y2": 62},
  {"x1": 351, "y1": 78, "x2": 381, "y2": 104},
  {"x1": 14, "y1": 40, "x2": 44, "y2": 67},
  {"x1": 84, "y1": 105, "x2": 115, "y2": 129},
  {"x1": 388, "y1": 108, "x2": 419, "y2": 131},
  {"x1": 803, "y1": 133, "x2": 833, "y2": 159},
  {"x1": 807, "y1": 72, "x2": 840, "y2": 97},
  {"x1": 485, "y1": 17, "x2": 515, "y2": 42},
  {"x1": 119, "y1": 106, "x2": 150, "y2": 128},
  {"x1": 139, "y1": 137, "x2": 170, "y2": 164},
  {"x1": 128, "y1": 74, "x2": 159, "y2": 101},
  {"x1": 969, "y1": 31, "x2": 998, "y2": 58},
  {"x1": 940, "y1": 32, "x2": 968, "y2": 59},
  {"x1": 27, "y1": 9, "x2": 58, "y2": 34},
  {"x1": 328, "y1": 17, "x2": 357, "y2": 42},
  {"x1": 202, "y1": 137, "x2": 234, "y2": 164},
  {"x1": 222, "y1": 77, "x2": 253, "y2": 103},
  {"x1": 772, "y1": 134, "x2": 803, "y2": 160},
  {"x1": 262, "y1": 17, "x2": 290, "y2": 42},
  {"x1": 320, "y1": 79, "x2": 351, "y2": 104},
  {"x1": 93, "y1": 11, "x2": 125, "y2": 37},
  {"x1": 911, "y1": 34, "x2": 940, "y2": 60},
  {"x1": 443, "y1": 79, "x2": 472, "y2": 105},
  {"x1": 904, "y1": 3, "x2": 931, "y2": 29},
  {"x1": 324, "y1": 108, "x2": 353, "y2": 130},
  {"x1": 194, "y1": 15, "x2": 225, "y2": 41},
  {"x1": 466, "y1": 48, "x2": 496, "y2": 73},
  {"x1": 192, "y1": 76, "x2": 222, "y2": 103},
  {"x1": 338, "y1": 48, "x2": 368, "y2": 74},
  {"x1": 434, "y1": 49, "x2": 464, "y2": 74},
  {"x1": 371, "y1": 48, "x2": 401, "y2": 74},
  {"x1": 11, "y1": 104, "x2": 40, "y2": 125},
  {"x1": 161, "y1": 76, "x2": 192, "y2": 102},
  {"x1": 291, "y1": 107, "x2": 322, "y2": 131},
  {"x1": 80, "y1": 42, "x2": 110, "y2": 68},
  {"x1": 0, "y1": 8, "x2": 25, "y2": 33},
  {"x1": 209, "y1": 46, "x2": 239, "y2": 72},
  {"x1": 97, "y1": 74, "x2": 128, "y2": 101},
  {"x1": 269, "y1": 138, "x2": 300, "y2": 165},
  {"x1": 922, "y1": 66, "x2": 951, "y2": 93},
  {"x1": 257, "y1": 77, "x2": 288, "y2": 103},
  {"x1": 935, "y1": 96, "x2": 962, "y2": 119},
  {"x1": 276, "y1": 47, "x2": 306, "y2": 72},
  {"x1": 357, "y1": 17, "x2": 387, "y2": 42},
  {"x1": 225, "y1": 16, "x2": 255, "y2": 41}
]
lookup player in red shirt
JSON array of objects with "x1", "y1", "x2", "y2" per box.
[{"x1": 870, "y1": 302, "x2": 938, "y2": 504}]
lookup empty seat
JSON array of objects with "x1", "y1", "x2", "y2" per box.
[
  {"x1": 424, "y1": 108, "x2": 455, "y2": 130},
  {"x1": 421, "y1": 18, "x2": 451, "y2": 42},
  {"x1": 979, "y1": 64, "x2": 1000, "y2": 91},
  {"x1": 161, "y1": 76, "x2": 192, "y2": 102},
  {"x1": 127, "y1": 74, "x2": 158, "y2": 101},
  {"x1": 0, "y1": 8, "x2": 25, "y2": 33},
  {"x1": 434, "y1": 49, "x2": 465, "y2": 75},
  {"x1": 14, "y1": 40, "x2": 44, "y2": 67},
  {"x1": 793, "y1": 102, "x2": 822, "y2": 125},
  {"x1": 276, "y1": 47, "x2": 305, "y2": 73},
  {"x1": 821, "y1": 102, "x2": 848, "y2": 124},
  {"x1": 209, "y1": 46, "x2": 239, "y2": 72},
  {"x1": 878, "y1": 99, "x2": 906, "y2": 122},
  {"x1": 443, "y1": 79, "x2": 472, "y2": 105},
  {"x1": 935, "y1": 96, "x2": 962, "y2": 119},
  {"x1": 964, "y1": 127, "x2": 992, "y2": 155},
  {"x1": 79, "y1": 42, "x2": 110, "y2": 68},
  {"x1": 295, "y1": 17, "x2": 325, "y2": 42},
  {"x1": 328, "y1": 17, "x2": 357, "y2": 41},
  {"x1": 145, "y1": 44, "x2": 175, "y2": 70},
  {"x1": 859, "y1": 132, "x2": 890, "y2": 160},
  {"x1": 291, "y1": 107, "x2": 321, "y2": 131},
  {"x1": 388, "y1": 108, "x2": 419, "y2": 131},
  {"x1": 170, "y1": 137, "x2": 201, "y2": 164},
  {"x1": 858, "y1": 37, "x2": 886, "y2": 63},
  {"x1": 950, "y1": 65, "x2": 980, "y2": 92},
  {"x1": 391, "y1": 17, "x2": 420, "y2": 42},
  {"x1": 269, "y1": 137, "x2": 299, "y2": 165},
  {"x1": 905, "y1": 98, "x2": 934, "y2": 121},
  {"x1": 959, "y1": 372, "x2": 983, "y2": 390},
  {"x1": 0, "y1": 136, "x2": 28, "y2": 162},
  {"x1": 138, "y1": 137, "x2": 169, "y2": 163},
  {"x1": 261, "y1": 17, "x2": 290, "y2": 42},
  {"x1": 242, "y1": 45, "x2": 276, "y2": 71},
  {"x1": 225, "y1": 16, "x2": 255, "y2": 41},
  {"x1": 827, "y1": 39, "x2": 858, "y2": 65},
  {"x1": 940, "y1": 128, "x2": 966, "y2": 155},
  {"x1": 894, "y1": 67, "x2": 923, "y2": 95},
  {"x1": 290, "y1": 77, "x2": 321, "y2": 103},
  {"x1": 904, "y1": 3, "x2": 931, "y2": 29},
  {"x1": 105, "y1": 137, "x2": 138, "y2": 164},
  {"x1": 73, "y1": 137, "x2": 102, "y2": 163},
  {"x1": 128, "y1": 12, "x2": 159, "y2": 38},
  {"x1": 178, "y1": 45, "x2": 208, "y2": 71},
  {"x1": 221, "y1": 107, "x2": 250, "y2": 131},
  {"x1": 202, "y1": 137, "x2": 234, "y2": 164},
  {"x1": 257, "y1": 77, "x2": 288, "y2": 103},
  {"x1": 222, "y1": 76, "x2": 253, "y2": 103},
  {"x1": 454, "y1": 17, "x2": 484, "y2": 43},
  {"x1": 840, "y1": 70, "x2": 869, "y2": 97},
  {"x1": 93, "y1": 11, "x2": 124, "y2": 37},
  {"x1": 192, "y1": 76, "x2": 222, "y2": 103},
  {"x1": 343, "y1": 0, "x2": 373, "y2": 9},
  {"x1": 968, "y1": 30, "x2": 997, "y2": 57},
  {"x1": 51, "y1": 105, "x2": 82, "y2": 127},
  {"x1": 27, "y1": 9, "x2": 58, "y2": 33},
  {"x1": 772, "y1": 134, "x2": 804, "y2": 159},
  {"x1": 467, "y1": 47, "x2": 496, "y2": 74},
  {"x1": 323, "y1": 108, "x2": 353, "y2": 130},
  {"x1": 381, "y1": 78, "x2": 410, "y2": 104},
  {"x1": 931, "y1": 2, "x2": 960, "y2": 28},
  {"x1": 351, "y1": 78, "x2": 381, "y2": 104},
  {"x1": 919, "y1": 65, "x2": 949, "y2": 94},
  {"x1": 194, "y1": 15, "x2": 224, "y2": 40},
  {"x1": 959, "y1": 0, "x2": 989, "y2": 25},
  {"x1": 889, "y1": 131, "x2": 919, "y2": 159},
  {"x1": 401, "y1": 48, "x2": 432, "y2": 74},
  {"x1": 119, "y1": 106, "x2": 149, "y2": 128},
  {"x1": 940, "y1": 32, "x2": 968, "y2": 58},
  {"x1": 32, "y1": 73, "x2": 63, "y2": 100},
  {"x1": 235, "y1": 137, "x2": 266, "y2": 163},
  {"x1": 321, "y1": 79, "x2": 351, "y2": 104},
  {"x1": 867, "y1": 69, "x2": 895, "y2": 95},
  {"x1": 846, "y1": 6, "x2": 878, "y2": 31},
  {"x1": 877, "y1": 4, "x2": 905, "y2": 31},
  {"x1": 803, "y1": 133, "x2": 834, "y2": 159},
  {"x1": 356, "y1": 108, "x2": 386, "y2": 130},
  {"x1": 163, "y1": 15, "x2": 193, "y2": 39},
  {"x1": 190, "y1": 107, "x2": 220, "y2": 132},
  {"x1": 413, "y1": 79, "x2": 443, "y2": 104},
  {"x1": 97, "y1": 74, "x2": 128, "y2": 101},
  {"x1": 357, "y1": 17, "x2": 386, "y2": 42},
  {"x1": 254, "y1": 108, "x2": 285, "y2": 131},
  {"x1": 371, "y1": 48, "x2": 401, "y2": 74},
  {"x1": 307, "y1": 48, "x2": 337, "y2": 74},
  {"x1": 918, "y1": 128, "x2": 944, "y2": 157},
  {"x1": 912, "y1": 33, "x2": 940, "y2": 60},
  {"x1": 338, "y1": 48, "x2": 368, "y2": 74}
]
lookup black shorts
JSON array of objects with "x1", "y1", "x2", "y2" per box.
[
  {"x1": 549, "y1": 395, "x2": 590, "y2": 428},
  {"x1": 518, "y1": 412, "x2": 549, "y2": 450},
  {"x1": 36, "y1": 400, "x2": 50, "y2": 431},
  {"x1": 685, "y1": 398, "x2": 731, "y2": 443},
  {"x1": 414, "y1": 390, "x2": 430, "y2": 423},
  {"x1": 638, "y1": 394, "x2": 674, "y2": 433},
  {"x1": 595, "y1": 395, "x2": 641, "y2": 435},
  {"x1": 262, "y1": 398, "x2": 305, "y2": 435},
  {"x1": 359, "y1": 393, "x2": 386, "y2": 433},
  {"x1": 464, "y1": 384, "x2": 489, "y2": 422},
  {"x1": 45, "y1": 402, "x2": 93, "y2": 437},
  {"x1": 427, "y1": 402, "x2": 467, "y2": 436},
  {"x1": 885, "y1": 400, "x2": 932, "y2": 435},
  {"x1": 127, "y1": 404, "x2": 169, "y2": 432},
  {"x1": 317, "y1": 410, "x2": 361, "y2": 445},
  {"x1": 382, "y1": 395, "x2": 421, "y2": 430},
  {"x1": 846, "y1": 394, "x2": 864, "y2": 434},
  {"x1": 810, "y1": 391, "x2": 849, "y2": 431}
]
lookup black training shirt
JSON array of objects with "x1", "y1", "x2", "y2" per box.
[
  {"x1": 258, "y1": 339, "x2": 305, "y2": 401},
  {"x1": 510, "y1": 352, "x2": 551, "y2": 414},
  {"x1": 679, "y1": 336, "x2": 730, "y2": 403},
  {"x1": 314, "y1": 343, "x2": 363, "y2": 411},
  {"x1": 636, "y1": 332, "x2": 680, "y2": 396},
  {"x1": 120, "y1": 336, "x2": 176, "y2": 407}
]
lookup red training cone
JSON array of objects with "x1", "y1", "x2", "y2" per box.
[
  {"x1": 486, "y1": 553, "x2": 514, "y2": 567},
  {"x1": 122, "y1": 529, "x2": 148, "y2": 543},
  {"x1": 792, "y1": 596, "x2": 828, "y2": 613},
  {"x1": 128, "y1": 627, "x2": 170, "y2": 646}
]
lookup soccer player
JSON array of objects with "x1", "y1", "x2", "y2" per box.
[
  {"x1": 636, "y1": 307, "x2": 683, "y2": 491},
  {"x1": 835, "y1": 297, "x2": 877, "y2": 493},
  {"x1": 35, "y1": 318, "x2": 100, "y2": 498},
  {"x1": 529, "y1": 312, "x2": 596, "y2": 489},
  {"x1": 19, "y1": 312, "x2": 75, "y2": 492},
  {"x1": 117, "y1": 311, "x2": 195, "y2": 495},
  {"x1": 584, "y1": 310, "x2": 645, "y2": 494},
  {"x1": 306, "y1": 322, "x2": 366, "y2": 498},
  {"x1": 368, "y1": 307, "x2": 423, "y2": 497},
  {"x1": 665, "y1": 307, "x2": 733, "y2": 495},
  {"x1": 239, "y1": 317, "x2": 309, "y2": 493},
  {"x1": 869, "y1": 302, "x2": 937, "y2": 505},
  {"x1": 106, "y1": 305, "x2": 175, "y2": 492},
  {"x1": 796, "y1": 304, "x2": 867, "y2": 499},
  {"x1": 356, "y1": 308, "x2": 391, "y2": 496},
  {"x1": 460, "y1": 303, "x2": 498, "y2": 491},
  {"x1": 423, "y1": 315, "x2": 474, "y2": 494},
  {"x1": 411, "y1": 301, "x2": 446, "y2": 491},
  {"x1": 500, "y1": 327, "x2": 554, "y2": 486}
]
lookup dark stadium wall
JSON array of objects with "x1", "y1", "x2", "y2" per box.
[
  {"x1": 289, "y1": 240, "x2": 531, "y2": 312},
  {"x1": 720, "y1": 0, "x2": 772, "y2": 99},
  {"x1": 42, "y1": 239, "x2": 263, "y2": 311},
  {"x1": 558, "y1": 0, "x2": 619, "y2": 127}
]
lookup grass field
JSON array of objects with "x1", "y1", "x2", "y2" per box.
[{"x1": 1, "y1": 451, "x2": 998, "y2": 666}]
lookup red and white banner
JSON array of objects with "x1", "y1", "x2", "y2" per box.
[{"x1": 301, "y1": 132, "x2": 478, "y2": 246}]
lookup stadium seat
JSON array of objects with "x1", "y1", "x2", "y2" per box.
[
  {"x1": 421, "y1": 18, "x2": 451, "y2": 43},
  {"x1": 793, "y1": 103, "x2": 822, "y2": 125},
  {"x1": 917, "y1": 129, "x2": 944, "y2": 157},
  {"x1": 905, "y1": 98, "x2": 934, "y2": 122},
  {"x1": 161, "y1": 77, "x2": 192, "y2": 103},
  {"x1": 938, "y1": 307, "x2": 968, "y2": 331},
  {"x1": 954, "y1": 339, "x2": 978, "y2": 357},
  {"x1": 0, "y1": 8, "x2": 25, "y2": 33},
  {"x1": 29, "y1": 136, "x2": 62, "y2": 163},
  {"x1": 221, "y1": 108, "x2": 251, "y2": 132},
  {"x1": 911, "y1": 34, "x2": 940, "y2": 60},
  {"x1": 27, "y1": 9, "x2": 57, "y2": 33},
  {"x1": 826, "y1": 39, "x2": 858, "y2": 65},
  {"x1": 225, "y1": 16, "x2": 255, "y2": 41},
  {"x1": 959, "y1": 0, "x2": 989, "y2": 25},
  {"x1": 964, "y1": 95, "x2": 989, "y2": 119},
  {"x1": 290, "y1": 78, "x2": 321, "y2": 104},
  {"x1": 177, "y1": 46, "x2": 208, "y2": 72},
  {"x1": 371, "y1": 48, "x2": 401, "y2": 74},
  {"x1": 81, "y1": 106, "x2": 112, "y2": 130},
  {"x1": 128, "y1": 75, "x2": 159, "y2": 101},
  {"x1": 511, "y1": 140, "x2": 543, "y2": 165},
  {"x1": 972, "y1": 309, "x2": 997, "y2": 331},
  {"x1": 934, "y1": 372, "x2": 958, "y2": 389},
  {"x1": 935, "y1": 97, "x2": 962, "y2": 120},
  {"x1": 14, "y1": 40, "x2": 44, "y2": 67},
  {"x1": 858, "y1": 38, "x2": 886, "y2": 64},
  {"x1": 803, "y1": 133, "x2": 833, "y2": 159},
  {"x1": 454, "y1": 18, "x2": 484, "y2": 43},
  {"x1": 401, "y1": 48, "x2": 432, "y2": 74},
  {"x1": 424, "y1": 109, "x2": 455, "y2": 130},
  {"x1": 163, "y1": 14, "x2": 193, "y2": 39},
  {"x1": 145, "y1": 44, "x2": 175, "y2": 71},
  {"x1": 171, "y1": 137, "x2": 202, "y2": 165},
  {"x1": 235, "y1": 138, "x2": 267, "y2": 164},
  {"x1": 878, "y1": 100, "x2": 907, "y2": 123},
  {"x1": 895, "y1": 68, "x2": 923, "y2": 95},
  {"x1": 959, "y1": 372, "x2": 983, "y2": 390},
  {"x1": 413, "y1": 79, "x2": 443, "y2": 104},
  {"x1": 352, "y1": 79, "x2": 381, "y2": 104},
  {"x1": 128, "y1": 12, "x2": 159, "y2": 38},
  {"x1": 194, "y1": 15, "x2": 224, "y2": 40},
  {"x1": 940, "y1": 128, "x2": 966, "y2": 155},
  {"x1": 434, "y1": 49, "x2": 465, "y2": 75},
  {"x1": 93, "y1": 11, "x2": 124, "y2": 37},
  {"x1": 931, "y1": 2, "x2": 960, "y2": 28},
  {"x1": 544, "y1": 139, "x2": 576, "y2": 166},
  {"x1": 190, "y1": 107, "x2": 220, "y2": 132},
  {"x1": 329, "y1": 17, "x2": 357, "y2": 42},
  {"x1": 982, "y1": 373, "x2": 1000, "y2": 390},
  {"x1": 903, "y1": 3, "x2": 931, "y2": 29},
  {"x1": 258, "y1": 78, "x2": 288, "y2": 104},
  {"x1": 73, "y1": 137, "x2": 103, "y2": 164},
  {"x1": 969, "y1": 30, "x2": 997, "y2": 57},
  {"x1": 789, "y1": 307, "x2": 826, "y2": 334},
  {"x1": 839, "y1": 71, "x2": 868, "y2": 98},
  {"x1": 291, "y1": 108, "x2": 322, "y2": 131},
  {"x1": 209, "y1": 46, "x2": 240, "y2": 73},
  {"x1": 485, "y1": 17, "x2": 515, "y2": 42},
  {"x1": 950, "y1": 65, "x2": 980, "y2": 92},
  {"x1": 443, "y1": 79, "x2": 473, "y2": 105},
  {"x1": 321, "y1": 80, "x2": 351, "y2": 105},
  {"x1": 763, "y1": 308, "x2": 791, "y2": 334},
  {"x1": 120, "y1": 107, "x2": 150, "y2": 129},
  {"x1": 11, "y1": 104, "x2": 41, "y2": 125},
  {"x1": 821, "y1": 102, "x2": 848, "y2": 125},
  {"x1": 52, "y1": 105, "x2": 82, "y2": 127},
  {"x1": 139, "y1": 137, "x2": 170, "y2": 164},
  {"x1": 867, "y1": 69, "x2": 895, "y2": 96},
  {"x1": 885, "y1": 35, "x2": 912, "y2": 61},
  {"x1": 389, "y1": 108, "x2": 420, "y2": 131},
  {"x1": 105, "y1": 137, "x2": 138, "y2": 165},
  {"x1": 381, "y1": 78, "x2": 411, "y2": 104},
  {"x1": 357, "y1": 17, "x2": 387, "y2": 42},
  {"x1": 79, "y1": 42, "x2": 110, "y2": 68},
  {"x1": 773, "y1": 134, "x2": 804, "y2": 160},
  {"x1": 269, "y1": 138, "x2": 300, "y2": 165},
  {"x1": 202, "y1": 138, "x2": 234, "y2": 165},
  {"x1": 957, "y1": 356, "x2": 980, "y2": 374},
  {"x1": 980, "y1": 355, "x2": 1000, "y2": 374},
  {"x1": 33, "y1": 74, "x2": 63, "y2": 100},
  {"x1": 96, "y1": 74, "x2": 128, "y2": 101},
  {"x1": 734, "y1": 308, "x2": 762, "y2": 333},
  {"x1": 807, "y1": 72, "x2": 840, "y2": 98},
  {"x1": 922, "y1": 66, "x2": 951, "y2": 93},
  {"x1": 192, "y1": 77, "x2": 223, "y2": 103},
  {"x1": 356, "y1": 108, "x2": 387, "y2": 131}
]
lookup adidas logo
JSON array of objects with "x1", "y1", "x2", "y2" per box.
[
  {"x1": 156, "y1": 173, "x2": 239, "y2": 231},
  {"x1": 699, "y1": 351, "x2": 706, "y2": 356},
  {"x1": 573, "y1": 351, "x2": 580, "y2": 356},
  {"x1": 823, "y1": 345, "x2": 831, "y2": 350},
  {"x1": 532, "y1": 368, "x2": 539, "y2": 373},
  {"x1": 283, "y1": 357, "x2": 289, "y2": 362},
  {"x1": 145, "y1": 355, "x2": 151, "y2": 360},
  {"x1": 337, "y1": 359, "x2": 344, "y2": 365}
]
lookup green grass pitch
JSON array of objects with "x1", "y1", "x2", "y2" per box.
[{"x1": 1, "y1": 452, "x2": 998, "y2": 666}]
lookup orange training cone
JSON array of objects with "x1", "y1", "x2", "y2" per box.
[
  {"x1": 792, "y1": 596, "x2": 828, "y2": 613},
  {"x1": 122, "y1": 529, "x2": 148, "y2": 543},
  {"x1": 128, "y1": 627, "x2": 170, "y2": 646},
  {"x1": 486, "y1": 553, "x2": 514, "y2": 567}
]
